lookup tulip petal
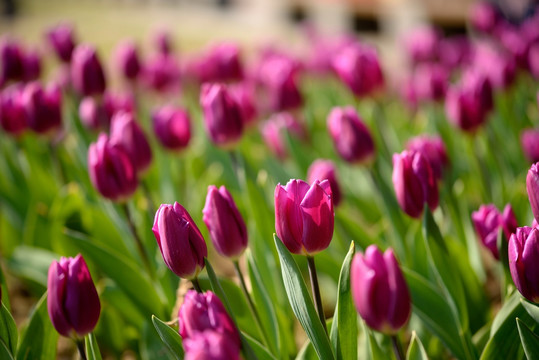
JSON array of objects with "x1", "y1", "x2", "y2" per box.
[
  {"x1": 47, "y1": 260, "x2": 72, "y2": 337},
  {"x1": 300, "y1": 182, "x2": 334, "y2": 254}
]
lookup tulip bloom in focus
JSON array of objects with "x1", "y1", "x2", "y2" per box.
[{"x1": 508, "y1": 227, "x2": 539, "y2": 303}]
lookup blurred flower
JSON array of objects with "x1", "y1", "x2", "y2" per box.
[
  {"x1": 47, "y1": 254, "x2": 100, "y2": 337},
  {"x1": 307, "y1": 159, "x2": 342, "y2": 207},
  {"x1": 183, "y1": 331, "x2": 240, "y2": 360},
  {"x1": 351, "y1": 245, "x2": 411, "y2": 334},
  {"x1": 203, "y1": 185, "x2": 248, "y2": 259},
  {"x1": 470, "y1": 2, "x2": 501, "y2": 33},
  {"x1": 152, "y1": 202, "x2": 207, "y2": 279},
  {"x1": 529, "y1": 42, "x2": 539, "y2": 80},
  {"x1": 79, "y1": 96, "x2": 108, "y2": 131},
  {"x1": 142, "y1": 54, "x2": 180, "y2": 93},
  {"x1": 260, "y1": 112, "x2": 306, "y2": 160},
  {"x1": 46, "y1": 23, "x2": 76, "y2": 63},
  {"x1": 412, "y1": 63, "x2": 449, "y2": 102},
  {"x1": 521, "y1": 129, "x2": 539, "y2": 163},
  {"x1": 22, "y1": 82, "x2": 62, "y2": 134},
  {"x1": 152, "y1": 105, "x2": 191, "y2": 151},
  {"x1": 526, "y1": 163, "x2": 539, "y2": 223},
  {"x1": 439, "y1": 36, "x2": 472, "y2": 70},
  {"x1": 392, "y1": 150, "x2": 438, "y2": 218},
  {"x1": 303, "y1": 27, "x2": 356, "y2": 74},
  {"x1": 406, "y1": 135, "x2": 448, "y2": 180},
  {"x1": 403, "y1": 26, "x2": 441, "y2": 64},
  {"x1": 200, "y1": 83, "x2": 244, "y2": 147},
  {"x1": 260, "y1": 56, "x2": 303, "y2": 112},
  {"x1": 274, "y1": 179, "x2": 334, "y2": 255},
  {"x1": 22, "y1": 49, "x2": 41, "y2": 82},
  {"x1": 110, "y1": 112, "x2": 152, "y2": 174},
  {"x1": 88, "y1": 133, "x2": 138, "y2": 202},
  {"x1": 473, "y1": 43, "x2": 516, "y2": 89},
  {"x1": 154, "y1": 30, "x2": 173, "y2": 56},
  {"x1": 509, "y1": 226, "x2": 539, "y2": 303},
  {"x1": 327, "y1": 106, "x2": 375, "y2": 164},
  {"x1": 472, "y1": 204, "x2": 518, "y2": 259},
  {"x1": 498, "y1": 24, "x2": 529, "y2": 70},
  {"x1": 115, "y1": 40, "x2": 141, "y2": 81},
  {"x1": 0, "y1": 86, "x2": 27, "y2": 136},
  {"x1": 71, "y1": 44, "x2": 107, "y2": 97},
  {"x1": 0, "y1": 38, "x2": 24, "y2": 85},
  {"x1": 203, "y1": 42, "x2": 244, "y2": 83},
  {"x1": 103, "y1": 91, "x2": 136, "y2": 119},
  {"x1": 229, "y1": 82, "x2": 257, "y2": 126}
]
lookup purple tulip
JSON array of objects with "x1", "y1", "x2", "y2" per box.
[
  {"x1": 521, "y1": 129, "x2": 539, "y2": 163},
  {"x1": 472, "y1": 204, "x2": 518, "y2": 259},
  {"x1": 498, "y1": 25, "x2": 529, "y2": 70},
  {"x1": 229, "y1": 82, "x2": 257, "y2": 126},
  {"x1": 203, "y1": 185, "x2": 248, "y2": 259},
  {"x1": 183, "y1": 331, "x2": 240, "y2": 360},
  {"x1": 154, "y1": 30, "x2": 173, "y2": 56},
  {"x1": 46, "y1": 23, "x2": 76, "y2": 63},
  {"x1": 392, "y1": 150, "x2": 439, "y2": 218},
  {"x1": 274, "y1": 179, "x2": 334, "y2": 255},
  {"x1": 351, "y1": 245, "x2": 411, "y2": 334},
  {"x1": 71, "y1": 44, "x2": 106, "y2": 97},
  {"x1": 509, "y1": 227, "x2": 539, "y2": 303},
  {"x1": 152, "y1": 202, "x2": 207, "y2": 279},
  {"x1": 110, "y1": 112, "x2": 152, "y2": 174},
  {"x1": 152, "y1": 105, "x2": 191, "y2": 151},
  {"x1": 406, "y1": 135, "x2": 448, "y2": 180},
  {"x1": 22, "y1": 50, "x2": 41, "y2": 82},
  {"x1": 79, "y1": 97, "x2": 108, "y2": 131},
  {"x1": 88, "y1": 133, "x2": 138, "y2": 202},
  {"x1": 327, "y1": 106, "x2": 375, "y2": 164},
  {"x1": 526, "y1": 163, "x2": 539, "y2": 223},
  {"x1": 0, "y1": 86, "x2": 27, "y2": 136},
  {"x1": 412, "y1": 63, "x2": 449, "y2": 102},
  {"x1": 260, "y1": 56, "x2": 303, "y2": 112},
  {"x1": 142, "y1": 54, "x2": 180, "y2": 93},
  {"x1": 47, "y1": 254, "x2": 101, "y2": 337},
  {"x1": 0, "y1": 38, "x2": 24, "y2": 85},
  {"x1": 470, "y1": 2, "x2": 501, "y2": 33},
  {"x1": 22, "y1": 82, "x2": 62, "y2": 134},
  {"x1": 472, "y1": 44, "x2": 516, "y2": 90},
  {"x1": 529, "y1": 43, "x2": 539, "y2": 80},
  {"x1": 204, "y1": 42, "x2": 244, "y2": 83},
  {"x1": 200, "y1": 83, "x2": 244, "y2": 147},
  {"x1": 307, "y1": 159, "x2": 342, "y2": 207},
  {"x1": 103, "y1": 91, "x2": 136, "y2": 119},
  {"x1": 260, "y1": 112, "x2": 306, "y2": 160},
  {"x1": 439, "y1": 36, "x2": 472, "y2": 70},
  {"x1": 115, "y1": 40, "x2": 141, "y2": 81},
  {"x1": 403, "y1": 26, "x2": 441, "y2": 64}
]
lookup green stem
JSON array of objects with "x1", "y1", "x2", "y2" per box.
[
  {"x1": 391, "y1": 335, "x2": 404, "y2": 360},
  {"x1": 76, "y1": 339, "x2": 87, "y2": 360},
  {"x1": 191, "y1": 276, "x2": 203, "y2": 293},
  {"x1": 121, "y1": 203, "x2": 155, "y2": 279},
  {"x1": 307, "y1": 256, "x2": 327, "y2": 334}
]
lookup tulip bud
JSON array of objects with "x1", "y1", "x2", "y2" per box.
[
  {"x1": 205, "y1": 42, "x2": 244, "y2": 83},
  {"x1": 527, "y1": 163, "x2": 539, "y2": 223},
  {"x1": 183, "y1": 331, "x2": 240, "y2": 360},
  {"x1": 0, "y1": 38, "x2": 24, "y2": 85},
  {"x1": 351, "y1": 245, "x2": 411, "y2": 334},
  {"x1": 46, "y1": 24, "x2": 76, "y2": 63},
  {"x1": 412, "y1": 63, "x2": 449, "y2": 102},
  {"x1": 261, "y1": 112, "x2": 306, "y2": 160},
  {"x1": 71, "y1": 44, "x2": 106, "y2": 96},
  {"x1": 47, "y1": 254, "x2": 101, "y2": 337},
  {"x1": 0, "y1": 86, "x2": 27, "y2": 136},
  {"x1": 263, "y1": 57, "x2": 303, "y2": 112},
  {"x1": 521, "y1": 129, "x2": 539, "y2": 164},
  {"x1": 22, "y1": 82, "x2": 62, "y2": 134},
  {"x1": 179, "y1": 290, "x2": 240, "y2": 347},
  {"x1": 154, "y1": 30, "x2": 173, "y2": 56},
  {"x1": 103, "y1": 91, "x2": 136, "y2": 119},
  {"x1": 406, "y1": 135, "x2": 448, "y2": 180},
  {"x1": 142, "y1": 54, "x2": 180, "y2": 93},
  {"x1": 79, "y1": 96, "x2": 108, "y2": 131},
  {"x1": 275, "y1": 179, "x2": 334, "y2": 255},
  {"x1": 327, "y1": 106, "x2": 375, "y2": 164},
  {"x1": 472, "y1": 204, "x2": 518, "y2": 259},
  {"x1": 229, "y1": 82, "x2": 257, "y2": 126},
  {"x1": 403, "y1": 26, "x2": 441, "y2": 64},
  {"x1": 152, "y1": 105, "x2": 191, "y2": 151},
  {"x1": 88, "y1": 133, "x2": 138, "y2": 202},
  {"x1": 22, "y1": 50, "x2": 41, "y2": 82},
  {"x1": 470, "y1": 2, "x2": 500, "y2": 33},
  {"x1": 509, "y1": 227, "x2": 539, "y2": 303},
  {"x1": 203, "y1": 185, "x2": 248, "y2": 258},
  {"x1": 152, "y1": 202, "x2": 207, "y2": 279},
  {"x1": 110, "y1": 112, "x2": 152, "y2": 174},
  {"x1": 200, "y1": 83, "x2": 244, "y2": 147},
  {"x1": 115, "y1": 40, "x2": 141, "y2": 81},
  {"x1": 392, "y1": 150, "x2": 439, "y2": 218},
  {"x1": 473, "y1": 43, "x2": 516, "y2": 90},
  {"x1": 307, "y1": 159, "x2": 342, "y2": 207}
]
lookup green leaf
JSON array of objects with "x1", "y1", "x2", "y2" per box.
[
  {"x1": 85, "y1": 333, "x2": 103, "y2": 360},
  {"x1": 242, "y1": 332, "x2": 278, "y2": 360},
  {"x1": 406, "y1": 332, "x2": 429, "y2": 360},
  {"x1": 16, "y1": 293, "x2": 58, "y2": 360},
  {"x1": 7, "y1": 246, "x2": 57, "y2": 290},
  {"x1": 0, "y1": 340, "x2": 14, "y2": 360},
  {"x1": 329, "y1": 241, "x2": 357, "y2": 360},
  {"x1": 0, "y1": 303, "x2": 17, "y2": 356},
  {"x1": 273, "y1": 235, "x2": 335, "y2": 360},
  {"x1": 152, "y1": 316, "x2": 184, "y2": 360},
  {"x1": 520, "y1": 298, "x2": 539, "y2": 324},
  {"x1": 516, "y1": 318, "x2": 539, "y2": 359}
]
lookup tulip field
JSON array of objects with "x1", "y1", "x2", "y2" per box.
[{"x1": 2, "y1": 2, "x2": 539, "y2": 359}]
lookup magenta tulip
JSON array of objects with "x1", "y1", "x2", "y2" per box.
[
  {"x1": 472, "y1": 204, "x2": 518, "y2": 259},
  {"x1": 406, "y1": 135, "x2": 448, "y2": 180},
  {"x1": 183, "y1": 330, "x2": 240, "y2": 360},
  {"x1": 71, "y1": 44, "x2": 106, "y2": 96},
  {"x1": 307, "y1": 159, "x2": 342, "y2": 207},
  {"x1": 0, "y1": 86, "x2": 27, "y2": 136},
  {"x1": 115, "y1": 40, "x2": 141, "y2": 81},
  {"x1": 46, "y1": 23, "x2": 76, "y2": 63},
  {"x1": 152, "y1": 105, "x2": 191, "y2": 151},
  {"x1": 527, "y1": 163, "x2": 539, "y2": 223},
  {"x1": 110, "y1": 112, "x2": 152, "y2": 174},
  {"x1": 22, "y1": 82, "x2": 62, "y2": 134},
  {"x1": 509, "y1": 227, "x2": 539, "y2": 303}
]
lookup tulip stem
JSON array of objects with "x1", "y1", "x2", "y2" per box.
[
  {"x1": 76, "y1": 339, "x2": 87, "y2": 360},
  {"x1": 191, "y1": 276, "x2": 203, "y2": 293},
  {"x1": 307, "y1": 256, "x2": 327, "y2": 334},
  {"x1": 121, "y1": 203, "x2": 155, "y2": 280},
  {"x1": 233, "y1": 260, "x2": 270, "y2": 348},
  {"x1": 391, "y1": 334, "x2": 405, "y2": 360}
]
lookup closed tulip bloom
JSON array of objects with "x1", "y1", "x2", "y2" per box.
[
  {"x1": 203, "y1": 186, "x2": 247, "y2": 258},
  {"x1": 275, "y1": 179, "x2": 334, "y2": 255},
  {"x1": 46, "y1": 24, "x2": 76, "y2": 63},
  {"x1": 22, "y1": 50, "x2": 41, "y2": 82},
  {"x1": 0, "y1": 86, "x2": 27, "y2": 136},
  {"x1": 79, "y1": 96, "x2": 108, "y2": 131},
  {"x1": 179, "y1": 290, "x2": 240, "y2": 347},
  {"x1": 327, "y1": 106, "x2": 375, "y2": 164},
  {"x1": 413, "y1": 63, "x2": 448, "y2": 102},
  {"x1": 0, "y1": 38, "x2": 24, "y2": 85},
  {"x1": 406, "y1": 135, "x2": 448, "y2": 180},
  {"x1": 200, "y1": 83, "x2": 244, "y2": 147},
  {"x1": 509, "y1": 227, "x2": 539, "y2": 303},
  {"x1": 88, "y1": 133, "x2": 138, "y2": 202},
  {"x1": 472, "y1": 204, "x2": 518, "y2": 259},
  {"x1": 71, "y1": 44, "x2": 106, "y2": 96},
  {"x1": 521, "y1": 129, "x2": 539, "y2": 163},
  {"x1": 142, "y1": 54, "x2": 180, "y2": 93},
  {"x1": 307, "y1": 159, "x2": 342, "y2": 207},
  {"x1": 470, "y1": 2, "x2": 500, "y2": 33},
  {"x1": 110, "y1": 112, "x2": 152, "y2": 174},
  {"x1": 152, "y1": 202, "x2": 207, "y2": 279},
  {"x1": 351, "y1": 245, "x2": 411, "y2": 334},
  {"x1": 263, "y1": 57, "x2": 303, "y2": 112},
  {"x1": 473, "y1": 44, "x2": 516, "y2": 89},
  {"x1": 154, "y1": 30, "x2": 173, "y2": 56},
  {"x1": 403, "y1": 26, "x2": 441, "y2": 64},
  {"x1": 152, "y1": 105, "x2": 191, "y2": 151},
  {"x1": 115, "y1": 40, "x2": 141, "y2": 81},
  {"x1": 22, "y1": 82, "x2": 62, "y2": 134},
  {"x1": 392, "y1": 150, "x2": 438, "y2": 218},
  {"x1": 205, "y1": 42, "x2": 244, "y2": 83},
  {"x1": 103, "y1": 91, "x2": 136, "y2": 119},
  {"x1": 183, "y1": 331, "x2": 240, "y2": 360},
  {"x1": 527, "y1": 163, "x2": 539, "y2": 223},
  {"x1": 229, "y1": 82, "x2": 257, "y2": 126},
  {"x1": 47, "y1": 254, "x2": 101, "y2": 337}
]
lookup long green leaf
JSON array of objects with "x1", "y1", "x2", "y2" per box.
[
  {"x1": 85, "y1": 333, "x2": 103, "y2": 360},
  {"x1": 242, "y1": 332, "x2": 278, "y2": 360},
  {"x1": 274, "y1": 235, "x2": 335, "y2": 360},
  {"x1": 152, "y1": 316, "x2": 184, "y2": 360},
  {"x1": 406, "y1": 332, "x2": 429, "y2": 360},
  {"x1": 0, "y1": 303, "x2": 17, "y2": 356},
  {"x1": 520, "y1": 298, "x2": 539, "y2": 324},
  {"x1": 516, "y1": 318, "x2": 539, "y2": 359},
  {"x1": 0, "y1": 340, "x2": 14, "y2": 360}
]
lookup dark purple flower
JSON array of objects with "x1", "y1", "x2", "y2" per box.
[
  {"x1": 71, "y1": 44, "x2": 106, "y2": 96},
  {"x1": 509, "y1": 227, "x2": 539, "y2": 303},
  {"x1": 46, "y1": 23, "x2": 76, "y2": 63},
  {"x1": 152, "y1": 105, "x2": 191, "y2": 151},
  {"x1": 22, "y1": 82, "x2": 62, "y2": 134}
]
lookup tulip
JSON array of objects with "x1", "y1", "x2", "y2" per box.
[
  {"x1": 88, "y1": 133, "x2": 138, "y2": 202},
  {"x1": 0, "y1": 38, "x2": 24, "y2": 85},
  {"x1": 229, "y1": 82, "x2": 257, "y2": 126},
  {"x1": 274, "y1": 179, "x2": 334, "y2": 255},
  {"x1": 473, "y1": 43, "x2": 516, "y2": 90},
  {"x1": 406, "y1": 135, "x2": 448, "y2": 180},
  {"x1": 472, "y1": 204, "x2": 518, "y2": 259},
  {"x1": 200, "y1": 83, "x2": 244, "y2": 147},
  {"x1": 351, "y1": 245, "x2": 411, "y2": 334},
  {"x1": 115, "y1": 40, "x2": 141, "y2": 81},
  {"x1": 261, "y1": 112, "x2": 306, "y2": 160},
  {"x1": 327, "y1": 106, "x2": 375, "y2": 164},
  {"x1": 470, "y1": 2, "x2": 500, "y2": 33},
  {"x1": 183, "y1": 331, "x2": 240, "y2": 360},
  {"x1": 142, "y1": 54, "x2": 180, "y2": 93},
  {"x1": 152, "y1": 202, "x2": 207, "y2": 279},
  {"x1": 47, "y1": 254, "x2": 101, "y2": 337},
  {"x1": 261, "y1": 56, "x2": 303, "y2": 112},
  {"x1": 103, "y1": 91, "x2": 136, "y2": 119},
  {"x1": 508, "y1": 227, "x2": 539, "y2": 303},
  {"x1": 392, "y1": 150, "x2": 439, "y2": 218},
  {"x1": 412, "y1": 63, "x2": 448, "y2": 102},
  {"x1": 307, "y1": 159, "x2": 342, "y2": 207},
  {"x1": 154, "y1": 30, "x2": 173, "y2": 56},
  {"x1": 526, "y1": 163, "x2": 539, "y2": 223},
  {"x1": 205, "y1": 42, "x2": 244, "y2": 83},
  {"x1": 521, "y1": 129, "x2": 539, "y2": 163},
  {"x1": 529, "y1": 43, "x2": 539, "y2": 80},
  {"x1": 498, "y1": 25, "x2": 529, "y2": 70},
  {"x1": 439, "y1": 36, "x2": 472, "y2": 71},
  {"x1": 110, "y1": 112, "x2": 152, "y2": 174},
  {"x1": 71, "y1": 44, "x2": 106, "y2": 97},
  {"x1": 203, "y1": 185, "x2": 248, "y2": 259},
  {"x1": 79, "y1": 96, "x2": 108, "y2": 131},
  {"x1": 403, "y1": 26, "x2": 441, "y2": 64},
  {"x1": 46, "y1": 23, "x2": 76, "y2": 63},
  {"x1": 0, "y1": 86, "x2": 27, "y2": 136},
  {"x1": 22, "y1": 82, "x2": 62, "y2": 134},
  {"x1": 152, "y1": 105, "x2": 191, "y2": 151},
  {"x1": 179, "y1": 290, "x2": 240, "y2": 346},
  {"x1": 22, "y1": 50, "x2": 41, "y2": 82}
]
